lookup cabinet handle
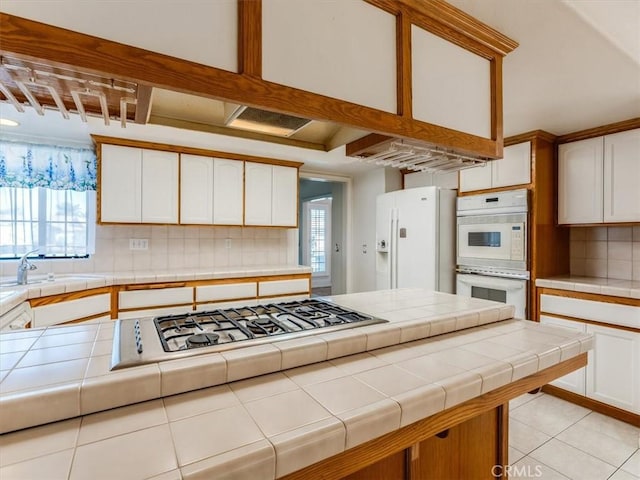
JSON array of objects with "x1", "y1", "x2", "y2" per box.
[{"x1": 124, "y1": 282, "x2": 187, "y2": 290}]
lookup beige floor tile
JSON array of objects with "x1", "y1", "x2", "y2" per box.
[
  {"x1": 284, "y1": 361, "x2": 347, "y2": 387},
  {"x1": 575, "y1": 412, "x2": 640, "y2": 449},
  {"x1": 329, "y1": 352, "x2": 387, "y2": 375},
  {"x1": 159, "y1": 353, "x2": 227, "y2": 396},
  {"x1": 529, "y1": 438, "x2": 617, "y2": 480},
  {"x1": 269, "y1": 417, "x2": 345, "y2": 478},
  {"x1": 509, "y1": 446, "x2": 526, "y2": 465},
  {"x1": 509, "y1": 418, "x2": 551, "y2": 455},
  {"x1": 146, "y1": 469, "x2": 183, "y2": 480},
  {"x1": 0, "y1": 418, "x2": 80, "y2": 467},
  {"x1": 222, "y1": 344, "x2": 281, "y2": 382},
  {"x1": 510, "y1": 456, "x2": 569, "y2": 479},
  {"x1": 609, "y1": 468, "x2": 639, "y2": 480},
  {"x1": 621, "y1": 450, "x2": 640, "y2": 476},
  {"x1": 337, "y1": 398, "x2": 401, "y2": 449},
  {"x1": 163, "y1": 385, "x2": 240, "y2": 422},
  {"x1": 170, "y1": 405, "x2": 265, "y2": 467},
  {"x1": 31, "y1": 331, "x2": 96, "y2": 349},
  {"x1": 509, "y1": 391, "x2": 544, "y2": 410},
  {"x1": 392, "y1": 383, "x2": 446, "y2": 427},
  {"x1": 180, "y1": 440, "x2": 275, "y2": 480},
  {"x1": 230, "y1": 371, "x2": 299, "y2": 403},
  {"x1": 557, "y1": 422, "x2": 638, "y2": 467},
  {"x1": 355, "y1": 364, "x2": 427, "y2": 397},
  {"x1": 1, "y1": 358, "x2": 88, "y2": 393},
  {"x1": 17, "y1": 343, "x2": 93, "y2": 368},
  {"x1": 70, "y1": 425, "x2": 177, "y2": 480},
  {"x1": 303, "y1": 376, "x2": 387, "y2": 415},
  {"x1": 511, "y1": 394, "x2": 590, "y2": 437},
  {"x1": 244, "y1": 389, "x2": 331, "y2": 437},
  {"x1": 78, "y1": 399, "x2": 167, "y2": 445},
  {"x1": 0, "y1": 448, "x2": 74, "y2": 480}
]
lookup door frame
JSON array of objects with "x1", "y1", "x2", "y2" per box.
[
  {"x1": 299, "y1": 170, "x2": 353, "y2": 293},
  {"x1": 302, "y1": 197, "x2": 332, "y2": 288}
]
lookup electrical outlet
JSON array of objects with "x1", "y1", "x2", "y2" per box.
[
  {"x1": 129, "y1": 238, "x2": 149, "y2": 250},
  {"x1": 225, "y1": 238, "x2": 232, "y2": 249}
]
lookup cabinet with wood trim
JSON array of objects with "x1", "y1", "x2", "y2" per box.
[
  {"x1": 99, "y1": 144, "x2": 179, "y2": 224},
  {"x1": 180, "y1": 154, "x2": 244, "y2": 225},
  {"x1": 116, "y1": 284, "x2": 193, "y2": 319},
  {"x1": 29, "y1": 288, "x2": 112, "y2": 328},
  {"x1": 245, "y1": 162, "x2": 299, "y2": 227},
  {"x1": 538, "y1": 289, "x2": 640, "y2": 417},
  {"x1": 558, "y1": 128, "x2": 640, "y2": 224},
  {"x1": 459, "y1": 141, "x2": 531, "y2": 193}
]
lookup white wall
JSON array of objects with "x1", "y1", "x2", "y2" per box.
[
  {"x1": 350, "y1": 168, "x2": 401, "y2": 292},
  {"x1": 404, "y1": 171, "x2": 459, "y2": 190}
]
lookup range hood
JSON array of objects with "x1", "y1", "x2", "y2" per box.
[
  {"x1": 224, "y1": 103, "x2": 313, "y2": 137},
  {"x1": 346, "y1": 134, "x2": 488, "y2": 174}
]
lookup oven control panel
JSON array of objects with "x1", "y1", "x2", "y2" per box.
[{"x1": 510, "y1": 226, "x2": 524, "y2": 261}]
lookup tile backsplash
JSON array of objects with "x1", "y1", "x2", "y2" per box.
[
  {"x1": 570, "y1": 226, "x2": 640, "y2": 281},
  {"x1": 0, "y1": 225, "x2": 298, "y2": 278}
]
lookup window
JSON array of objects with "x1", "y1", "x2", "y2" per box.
[{"x1": 0, "y1": 141, "x2": 96, "y2": 259}]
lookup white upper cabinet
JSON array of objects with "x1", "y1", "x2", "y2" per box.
[
  {"x1": 245, "y1": 162, "x2": 298, "y2": 227},
  {"x1": 262, "y1": 0, "x2": 396, "y2": 113},
  {"x1": 1, "y1": 0, "x2": 238, "y2": 71},
  {"x1": 180, "y1": 154, "x2": 214, "y2": 225},
  {"x1": 180, "y1": 155, "x2": 243, "y2": 225},
  {"x1": 559, "y1": 129, "x2": 639, "y2": 225},
  {"x1": 412, "y1": 25, "x2": 491, "y2": 139},
  {"x1": 558, "y1": 137, "x2": 604, "y2": 224},
  {"x1": 459, "y1": 142, "x2": 531, "y2": 193},
  {"x1": 271, "y1": 165, "x2": 298, "y2": 227},
  {"x1": 213, "y1": 159, "x2": 244, "y2": 225},
  {"x1": 100, "y1": 144, "x2": 142, "y2": 223},
  {"x1": 245, "y1": 162, "x2": 273, "y2": 226},
  {"x1": 603, "y1": 129, "x2": 640, "y2": 223},
  {"x1": 100, "y1": 144, "x2": 178, "y2": 224}
]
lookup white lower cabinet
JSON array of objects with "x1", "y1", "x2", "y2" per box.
[
  {"x1": 539, "y1": 293, "x2": 640, "y2": 414},
  {"x1": 31, "y1": 293, "x2": 111, "y2": 328}
]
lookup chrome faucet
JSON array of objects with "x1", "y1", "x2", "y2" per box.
[{"x1": 17, "y1": 249, "x2": 39, "y2": 285}]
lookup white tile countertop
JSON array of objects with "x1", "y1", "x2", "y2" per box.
[
  {"x1": 0, "y1": 265, "x2": 312, "y2": 315},
  {"x1": 536, "y1": 275, "x2": 640, "y2": 300},
  {"x1": 0, "y1": 295, "x2": 593, "y2": 480}
]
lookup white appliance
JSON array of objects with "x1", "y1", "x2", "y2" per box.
[
  {"x1": 456, "y1": 273, "x2": 527, "y2": 318},
  {"x1": 375, "y1": 186, "x2": 456, "y2": 292},
  {"x1": 455, "y1": 189, "x2": 529, "y2": 318}
]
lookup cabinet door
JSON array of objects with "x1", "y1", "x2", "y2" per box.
[
  {"x1": 100, "y1": 144, "x2": 142, "y2": 223},
  {"x1": 213, "y1": 158, "x2": 243, "y2": 225},
  {"x1": 586, "y1": 323, "x2": 640, "y2": 413},
  {"x1": 141, "y1": 149, "x2": 179, "y2": 224},
  {"x1": 180, "y1": 154, "x2": 214, "y2": 224},
  {"x1": 558, "y1": 137, "x2": 603, "y2": 224},
  {"x1": 458, "y1": 163, "x2": 492, "y2": 193},
  {"x1": 491, "y1": 142, "x2": 531, "y2": 188},
  {"x1": 539, "y1": 315, "x2": 586, "y2": 395},
  {"x1": 271, "y1": 165, "x2": 298, "y2": 227},
  {"x1": 604, "y1": 128, "x2": 640, "y2": 222},
  {"x1": 244, "y1": 162, "x2": 273, "y2": 225}
]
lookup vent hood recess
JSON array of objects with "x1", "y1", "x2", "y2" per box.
[
  {"x1": 224, "y1": 103, "x2": 313, "y2": 137},
  {"x1": 345, "y1": 135, "x2": 488, "y2": 173}
]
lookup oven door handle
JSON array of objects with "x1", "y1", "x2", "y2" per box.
[{"x1": 458, "y1": 275, "x2": 525, "y2": 291}]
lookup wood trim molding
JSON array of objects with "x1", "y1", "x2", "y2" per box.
[
  {"x1": 133, "y1": 84, "x2": 153, "y2": 124},
  {"x1": 542, "y1": 384, "x2": 640, "y2": 427},
  {"x1": 28, "y1": 287, "x2": 113, "y2": 307},
  {"x1": 91, "y1": 135, "x2": 304, "y2": 168},
  {"x1": 396, "y1": 9, "x2": 412, "y2": 118},
  {"x1": 538, "y1": 287, "x2": 640, "y2": 307},
  {"x1": 557, "y1": 117, "x2": 640, "y2": 144},
  {"x1": 237, "y1": 0, "x2": 262, "y2": 77},
  {"x1": 505, "y1": 130, "x2": 557, "y2": 146},
  {"x1": 280, "y1": 353, "x2": 587, "y2": 480},
  {"x1": 491, "y1": 55, "x2": 503, "y2": 147}
]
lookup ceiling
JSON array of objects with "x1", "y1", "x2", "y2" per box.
[{"x1": 1, "y1": 0, "x2": 638, "y2": 173}]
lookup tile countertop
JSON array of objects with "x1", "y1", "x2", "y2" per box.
[
  {"x1": 0, "y1": 304, "x2": 593, "y2": 480},
  {"x1": 0, "y1": 265, "x2": 313, "y2": 315},
  {"x1": 535, "y1": 276, "x2": 640, "y2": 300}
]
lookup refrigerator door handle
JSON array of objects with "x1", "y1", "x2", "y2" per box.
[{"x1": 391, "y1": 208, "x2": 399, "y2": 289}]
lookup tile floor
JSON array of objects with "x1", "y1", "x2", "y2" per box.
[{"x1": 509, "y1": 392, "x2": 640, "y2": 480}]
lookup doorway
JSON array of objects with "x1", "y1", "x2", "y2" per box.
[{"x1": 299, "y1": 174, "x2": 350, "y2": 296}]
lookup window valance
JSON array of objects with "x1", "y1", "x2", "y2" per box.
[{"x1": 0, "y1": 141, "x2": 97, "y2": 191}]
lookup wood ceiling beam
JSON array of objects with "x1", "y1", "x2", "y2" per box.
[{"x1": 134, "y1": 84, "x2": 153, "y2": 124}]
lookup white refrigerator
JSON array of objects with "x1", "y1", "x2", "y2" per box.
[{"x1": 375, "y1": 186, "x2": 456, "y2": 293}]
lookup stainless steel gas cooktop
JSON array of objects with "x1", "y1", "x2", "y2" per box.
[{"x1": 111, "y1": 299, "x2": 386, "y2": 369}]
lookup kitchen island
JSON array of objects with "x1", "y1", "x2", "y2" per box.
[{"x1": 0, "y1": 289, "x2": 591, "y2": 479}]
